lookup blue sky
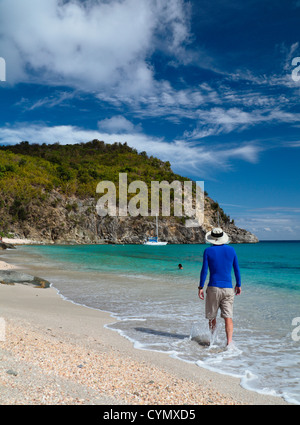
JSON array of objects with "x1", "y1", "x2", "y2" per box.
[{"x1": 0, "y1": 0, "x2": 299, "y2": 240}]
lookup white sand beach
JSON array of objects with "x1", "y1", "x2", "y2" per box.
[
  {"x1": 2, "y1": 237, "x2": 42, "y2": 245},
  {"x1": 0, "y1": 260, "x2": 19, "y2": 270},
  {"x1": 0, "y1": 255, "x2": 290, "y2": 405}
]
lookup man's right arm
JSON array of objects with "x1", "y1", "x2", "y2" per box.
[
  {"x1": 233, "y1": 251, "x2": 242, "y2": 295},
  {"x1": 233, "y1": 252, "x2": 241, "y2": 287},
  {"x1": 198, "y1": 249, "x2": 208, "y2": 299}
]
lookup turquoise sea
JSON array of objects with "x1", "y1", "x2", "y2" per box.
[{"x1": 6, "y1": 241, "x2": 300, "y2": 404}]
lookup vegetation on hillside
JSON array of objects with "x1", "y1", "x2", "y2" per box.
[
  {"x1": 0, "y1": 140, "x2": 188, "y2": 197},
  {"x1": 0, "y1": 140, "x2": 232, "y2": 232}
]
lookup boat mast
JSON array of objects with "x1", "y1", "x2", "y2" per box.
[{"x1": 156, "y1": 214, "x2": 158, "y2": 241}]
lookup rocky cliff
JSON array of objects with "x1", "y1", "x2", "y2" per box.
[{"x1": 5, "y1": 189, "x2": 258, "y2": 244}]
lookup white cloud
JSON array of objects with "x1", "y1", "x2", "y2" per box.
[
  {"x1": 249, "y1": 206, "x2": 300, "y2": 213},
  {"x1": 0, "y1": 0, "x2": 191, "y2": 97},
  {"x1": 283, "y1": 42, "x2": 299, "y2": 71},
  {"x1": 234, "y1": 210, "x2": 300, "y2": 240},
  {"x1": 18, "y1": 90, "x2": 78, "y2": 111},
  {"x1": 95, "y1": 74, "x2": 299, "y2": 135},
  {"x1": 183, "y1": 106, "x2": 300, "y2": 140},
  {"x1": 1, "y1": 0, "x2": 299, "y2": 139},
  {"x1": 98, "y1": 116, "x2": 142, "y2": 134},
  {"x1": 0, "y1": 124, "x2": 102, "y2": 146},
  {"x1": 287, "y1": 141, "x2": 300, "y2": 147},
  {"x1": 96, "y1": 79, "x2": 210, "y2": 121},
  {"x1": 3, "y1": 0, "x2": 297, "y2": 137}
]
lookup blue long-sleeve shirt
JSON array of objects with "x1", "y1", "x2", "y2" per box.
[{"x1": 199, "y1": 245, "x2": 241, "y2": 288}]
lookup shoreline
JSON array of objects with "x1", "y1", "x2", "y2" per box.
[
  {"x1": 1, "y1": 237, "x2": 43, "y2": 245},
  {"x1": 0, "y1": 256, "x2": 290, "y2": 405}
]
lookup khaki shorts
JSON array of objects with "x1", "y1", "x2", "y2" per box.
[{"x1": 205, "y1": 287, "x2": 235, "y2": 320}]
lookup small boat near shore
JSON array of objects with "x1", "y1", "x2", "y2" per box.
[
  {"x1": 143, "y1": 237, "x2": 168, "y2": 246},
  {"x1": 143, "y1": 215, "x2": 168, "y2": 246}
]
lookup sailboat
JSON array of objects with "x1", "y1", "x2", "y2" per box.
[{"x1": 143, "y1": 215, "x2": 168, "y2": 245}]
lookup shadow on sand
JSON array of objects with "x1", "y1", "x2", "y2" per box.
[{"x1": 134, "y1": 326, "x2": 210, "y2": 346}]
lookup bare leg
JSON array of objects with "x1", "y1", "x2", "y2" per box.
[
  {"x1": 224, "y1": 318, "x2": 233, "y2": 345},
  {"x1": 209, "y1": 318, "x2": 217, "y2": 334}
]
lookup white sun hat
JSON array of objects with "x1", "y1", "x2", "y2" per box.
[{"x1": 205, "y1": 227, "x2": 229, "y2": 245}]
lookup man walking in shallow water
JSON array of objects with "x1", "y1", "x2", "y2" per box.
[{"x1": 198, "y1": 228, "x2": 241, "y2": 346}]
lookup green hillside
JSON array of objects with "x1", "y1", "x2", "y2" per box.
[
  {"x1": 1, "y1": 139, "x2": 187, "y2": 190},
  {"x1": 0, "y1": 140, "x2": 190, "y2": 196},
  {"x1": 0, "y1": 140, "x2": 194, "y2": 231}
]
